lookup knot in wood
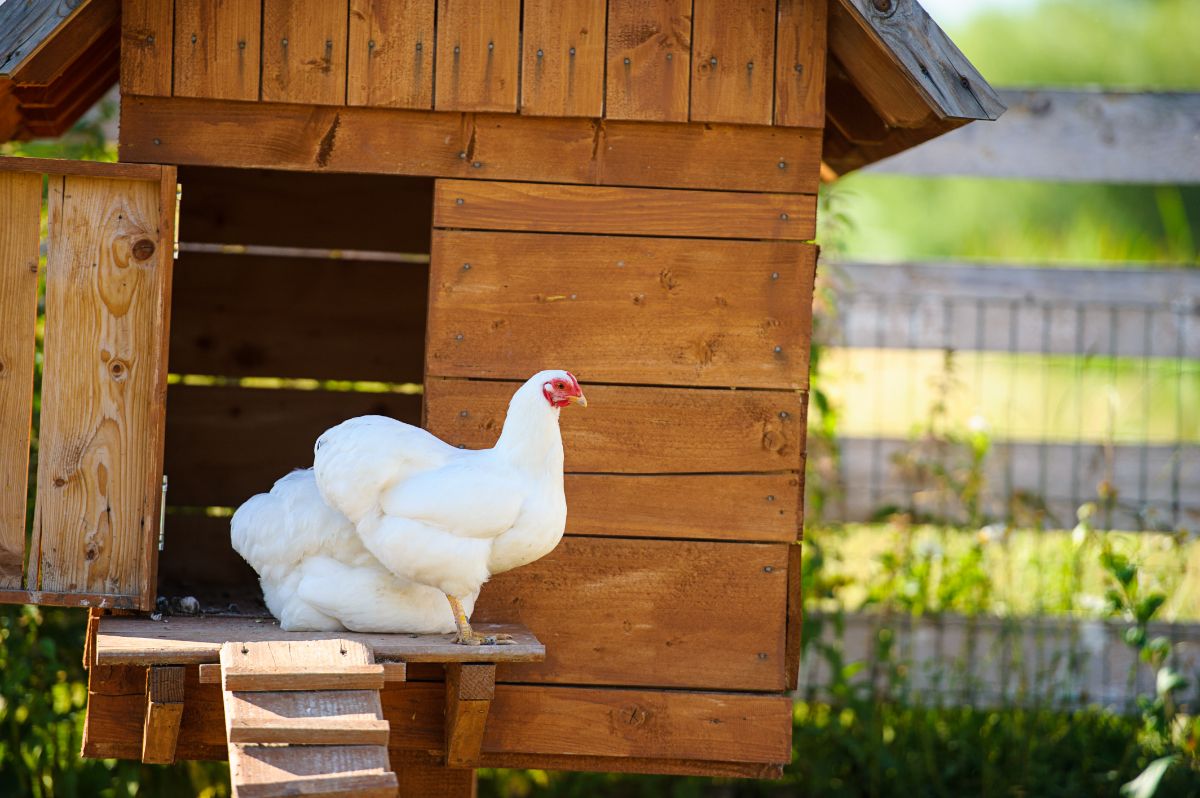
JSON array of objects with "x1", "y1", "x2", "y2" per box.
[
  {"x1": 872, "y1": 0, "x2": 893, "y2": 11},
  {"x1": 620, "y1": 704, "x2": 647, "y2": 727},
  {"x1": 132, "y1": 239, "x2": 156, "y2": 261}
]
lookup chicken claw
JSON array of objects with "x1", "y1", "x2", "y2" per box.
[
  {"x1": 454, "y1": 629, "x2": 516, "y2": 646},
  {"x1": 447, "y1": 594, "x2": 516, "y2": 645}
]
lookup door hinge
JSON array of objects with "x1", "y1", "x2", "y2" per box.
[{"x1": 159, "y1": 475, "x2": 168, "y2": 551}]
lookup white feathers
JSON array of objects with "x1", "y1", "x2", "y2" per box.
[{"x1": 229, "y1": 370, "x2": 577, "y2": 633}]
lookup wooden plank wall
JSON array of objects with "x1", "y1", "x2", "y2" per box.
[
  {"x1": 121, "y1": 0, "x2": 827, "y2": 128},
  {"x1": 0, "y1": 159, "x2": 175, "y2": 610},
  {"x1": 424, "y1": 179, "x2": 814, "y2": 703}
]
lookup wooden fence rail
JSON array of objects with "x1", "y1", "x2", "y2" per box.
[
  {"x1": 799, "y1": 611, "x2": 1200, "y2": 712},
  {"x1": 864, "y1": 89, "x2": 1200, "y2": 184},
  {"x1": 822, "y1": 261, "x2": 1200, "y2": 530}
]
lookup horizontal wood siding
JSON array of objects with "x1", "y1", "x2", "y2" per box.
[
  {"x1": 426, "y1": 230, "x2": 815, "y2": 389},
  {"x1": 475, "y1": 537, "x2": 789, "y2": 690},
  {"x1": 425, "y1": 380, "x2": 805, "y2": 474},
  {"x1": 177, "y1": 167, "x2": 434, "y2": 252},
  {"x1": 169, "y1": 252, "x2": 428, "y2": 382},
  {"x1": 0, "y1": 171, "x2": 41, "y2": 588},
  {"x1": 565, "y1": 473, "x2": 802, "y2": 543},
  {"x1": 163, "y1": 385, "x2": 423, "y2": 508},
  {"x1": 30, "y1": 172, "x2": 173, "y2": 602},
  {"x1": 116, "y1": 0, "x2": 828, "y2": 134},
  {"x1": 84, "y1": 665, "x2": 792, "y2": 773},
  {"x1": 432, "y1": 180, "x2": 817, "y2": 240},
  {"x1": 121, "y1": 96, "x2": 824, "y2": 193}
]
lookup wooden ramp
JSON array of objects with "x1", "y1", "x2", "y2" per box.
[{"x1": 220, "y1": 639, "x2": 398, "y2": 798}]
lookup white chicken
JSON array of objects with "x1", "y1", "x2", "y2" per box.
[{"x1": 230, "y1": 370, "x2": 586, "y2": 645}]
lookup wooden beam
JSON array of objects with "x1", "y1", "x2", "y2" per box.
[
  {"x1": 202, "y1": 661, "x2": 408, "y2": 684},
  {"x1": 96, "y1": 616, "x2": 544, "y2": 666},
  {"x1": 444, "y1": 664, "x2": 495, "y2": 768},
  {"x1": 865, "y1": 89, "x2": 1200, "y2": 183},
  {"x1": 142, "y1": 665, "x2": 185, "y2": 764},
  {"x1": 222, "y1": 665, "x2": 387, "y2": 692},
  {"x1": 119, "y1": 95, "x2": 823, "y2": 194}
]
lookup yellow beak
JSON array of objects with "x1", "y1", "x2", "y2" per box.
[{"x1": 568, "y1": 394, "x2": 588, "y2": 407}]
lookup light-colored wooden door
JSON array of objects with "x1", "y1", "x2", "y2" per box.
[{"x1": 0, "y1": 157, "x2": 176, "y2": 610}]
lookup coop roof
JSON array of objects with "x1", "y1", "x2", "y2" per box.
[
  {"x1": 0, "y1": 0, "x2": 119, "y2": 141},
  {"x1": 1, "y1": 0, "x2": 1000, "y2": 172}
]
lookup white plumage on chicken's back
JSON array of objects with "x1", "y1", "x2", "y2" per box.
[{"x1": 230, "y1": 370, "x2": 586, "y2": 644}]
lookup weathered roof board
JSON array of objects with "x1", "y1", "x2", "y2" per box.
[{"x1": 0, "y1": 0, "x2": 119, "y2": 140}]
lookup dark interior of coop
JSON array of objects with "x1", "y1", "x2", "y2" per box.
[{"x1": 157, "y1": 166, "x2": 435, "y2": 614}]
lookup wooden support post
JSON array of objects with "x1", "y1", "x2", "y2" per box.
[
  {"x1": 141, "y1": 665, "x2": 185, "y2": 764},
  {"x1": 443, "y1": 663, "x2": 495, "y2": 769}
]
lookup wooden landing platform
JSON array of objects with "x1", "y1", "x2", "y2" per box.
[{"x1": 95, "y1": 616, "x2": 545, "y2": 665}]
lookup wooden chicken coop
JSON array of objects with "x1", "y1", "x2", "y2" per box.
[{"x1": 0, "y1": 0, "x2": 1001, "y2": 795}]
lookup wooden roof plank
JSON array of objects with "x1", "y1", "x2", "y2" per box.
[{"x1": 833, "y1": 0, "x2": 1004, "y2": 123}]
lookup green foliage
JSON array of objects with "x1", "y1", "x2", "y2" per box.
[{"x1": 949, "y1": 0, "x2": 1200, "y2": 90}]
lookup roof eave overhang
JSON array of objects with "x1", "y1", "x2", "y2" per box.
[{"x1": 822, "y1": 0, "x2": 1006, "y2": 178}]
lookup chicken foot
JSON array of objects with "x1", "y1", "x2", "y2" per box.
[{"x1": 446, "y1": 594, "x2": 514, "y2": 646}]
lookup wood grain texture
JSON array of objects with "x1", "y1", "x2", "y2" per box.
[
  {"x1": 565, "y1": 473, "x2": 801, "y2": 542},
  {"x1": 142, "y1": 665, "x2": 185, "y2": 764},
  {"x1": 173, "y1": 0, "x2": 261, "y2": 101},
  {"x1": 205, "y1": 662, "x2": 408, "y2": 685},
  {"x1": 120, "y1": 0, "x2": 173, "y2": 96},
  {"x1": 348, "y1": 0, "x2": 434, "y2": 109},
  {"x1": 785, "y1": 541, "x2": 803, "y2": 691},
  {"x1": 520, "y1": 0, "x2": 607, "y2": 118},
  {"x1": 230, "y1": 744, "x2": 398, "y2": 798},
  {"x1": 775, "y1": 0, "x2": 827, "y2": 127},
  {"x1": 0, "y1": 171, "x2": 40, "y2": 588},
  {"x1": 599, "y1": 117, "x2": 822, "y2": 192},
  {"x1": 426, "y1": 231, "x2": 815, "y2": 389},
  {"x1": 605, "y1": 0, "x2": 692, "y2": 122},
  {"x1": 163, "y1": 385, "x2": 422, "y2": 509},
  {"x1": 95, "y1": 616, "x2": 545, "y2": 666},
  {"x1": 834, "y1": 0, "x2": 1004, "y2": 122},
  {"x1": 425, "y1": 380, "x2": 805, "y2": 474},
  {"x1": 480, "y1": 685, "x2": 792, "y2": 764},
  {"x1": 434, "y1": 0, "x2": 520, "y2": 113},
  {"x1": 121, "y1": 96, "x2": 823, "y2": 194},
  {"x1": 223, "y1": 666, "x2": 386, "y2": 692},
  {"x1": 261, "y1": 0, "x2": 348, "y2": 105},
  {"x1": 168, "y1": 252, "x2": 427, "y2": 382},
  {"x1": 227, "y1": 688, "x2": 389, "y2": 745},
  {"x1": 86, "y1": 667, "x2": 792, "y2": 772},
  {"x1": 433, "y1": 180, "x2": 817, "y2": 240},
  {"x1": 177, "y1": 166, "x2": 434, "y2": 251},
  {"x1": 30, "y1": 174, "x2": 170, "y2": 601},
  {"x1": 0, "y1": 155, "x2": 165, "y2": 181},
  {"x1": 474, "y1": 537, "x2": 790, "y2": 691},
  {"x1": 690, "y1": 0, "x2": 775, "y2": 125},
  {"x1": 445, "y1": 663, "x2": 494, "y2": 768}
]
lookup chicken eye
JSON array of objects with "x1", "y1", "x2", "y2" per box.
[{"x1": 555, "y1": 381, "x2": 564, "y2": 389}]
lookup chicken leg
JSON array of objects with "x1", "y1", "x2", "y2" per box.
[{"x1": 446, "y1": 595, "x2": 514, "y2": 646}]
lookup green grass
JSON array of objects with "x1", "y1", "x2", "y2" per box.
[
  {"x1": 817, "y1": 348, "x2": 1200, "y2": 444},
  {"x1": 808, "y1": 524, "x2": 1200, "y2": 622}
]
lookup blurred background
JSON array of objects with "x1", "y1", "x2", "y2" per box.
[{"x1": 1, "y1": 0, "x2": 1198, "y2": 796}]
